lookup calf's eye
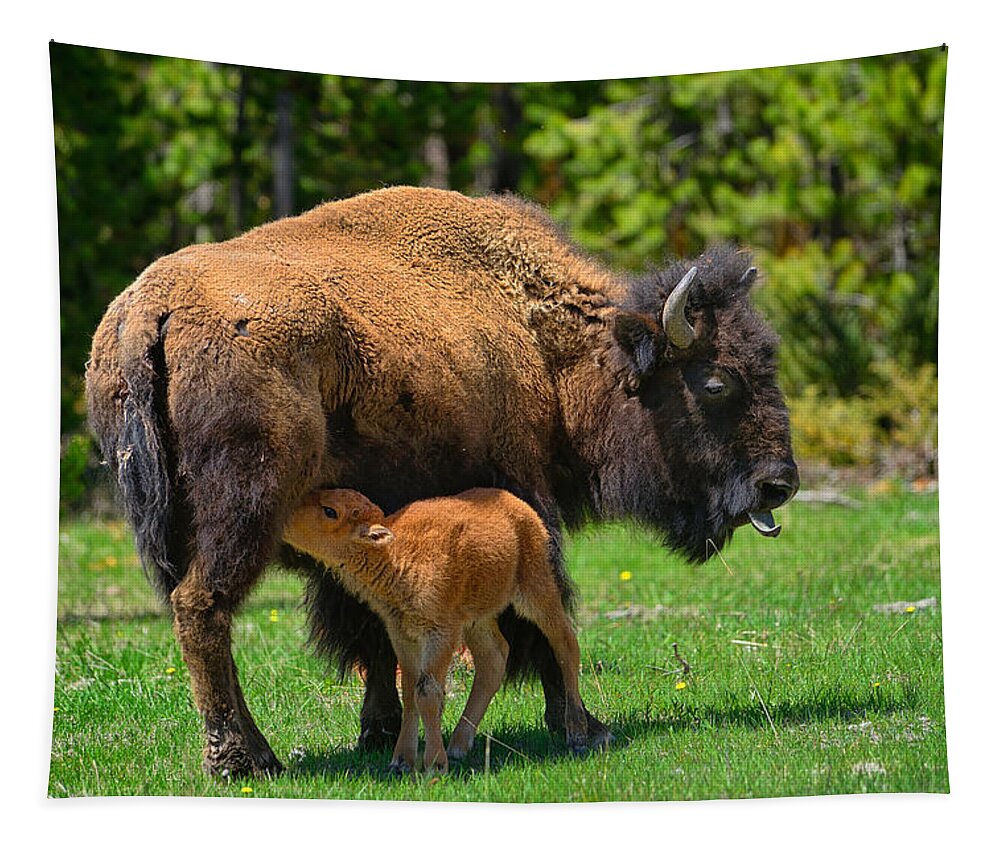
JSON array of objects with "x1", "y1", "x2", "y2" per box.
[{"x1": 323, "y1": 506, "x2": 338, "y2": 520}]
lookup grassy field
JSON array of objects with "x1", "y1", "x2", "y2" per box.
[{"x1": 49, "y1": 486, "x2": 947, "y2": 800}]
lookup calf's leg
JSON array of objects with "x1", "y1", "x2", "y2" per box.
[
  {"x1": 447, "y1": 620, "x2": 508, "y2": 760},
  {"x1": 415, "y1": 631, "x2": 459, "y2": 773},
  {"x1": 389, "y1": 667, "x2": 419, "y2": 774},
  {"x1": 519, "y1": 602, "x2": 588, "y2": 753},
  {"x1": 514, "y1": 552, "x2": 593, "y2": 754},
  {"x1": 540, "y1": 655, "x2": 614, "y2": 751},
  {"x1": 500, "y1": 601, "x2": 612, "y2": 749},
  {"x1": 546, "y1": 618, "x2": 588, "y2": 754}
]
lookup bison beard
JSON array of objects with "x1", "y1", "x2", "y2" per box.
[{"x1": 86, "y1": 186, "x2": 797, "y2": 777}]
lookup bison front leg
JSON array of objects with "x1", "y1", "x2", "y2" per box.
[
  {"x1": 296, "y1": 567, "x2": 402, "y2": 752},
  {"x1": 171, "y1": 559, "x2": 283, "y2": 778},
  {"x1": 358, "y1": 635, "x2": 403, "y2": 751}
]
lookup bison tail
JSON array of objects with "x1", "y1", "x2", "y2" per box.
[{"x1": 87, "y1": 293, "x2": 183, "y2": 599}]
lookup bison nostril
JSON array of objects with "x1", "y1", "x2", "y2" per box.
[{"x1": 759, "y1": 478, "x2": 798, "y2": 509}]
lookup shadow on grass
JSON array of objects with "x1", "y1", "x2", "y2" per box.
[
  {"x1": 289, "y1": 689, "x2": 913, "y2": 781},
  {"x1": 57, "y1": 609, "x2": 168, "y2": 626},
  {"x1": 611, "y1": 689, "x2": 911, "y2": 743},
  {"x1": 56, "y1": 595, "x2": 307, "y2": 627},
  {"x1": 290, "y1": 724, "x2": 568, "y2": 781}
]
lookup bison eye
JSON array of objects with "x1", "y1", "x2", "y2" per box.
[
  {"x1": 684, "y1": 364, "x2": 739, "y2": 403},
  {"x1": 705, "y1": 377, "x2": 727, "y2": 395},
  {"x1": 322, "y1": 506, "x2": 338, "y2": 520}
]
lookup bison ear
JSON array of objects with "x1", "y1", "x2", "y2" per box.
[{"x1": 612, "y1": 312, "x2": 663, "y2": 393}]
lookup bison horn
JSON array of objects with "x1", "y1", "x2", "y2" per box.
[
  {"x1": 739, "y1": 266, "x2": 758, "y2": 287},
  {"x1": 662, "y1": 267, "x2": 698, "y2": 348}
]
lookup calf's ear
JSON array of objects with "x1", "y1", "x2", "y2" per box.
[
  {"x1": 612, "y1": 312, "x2": 663, "y2": 394},
  {"x1": 362, "y1": 525, "x2": 395, "y2": 546}
]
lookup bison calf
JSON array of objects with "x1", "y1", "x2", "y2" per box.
[{"x1": 284, "y1": 487, "x2": 595, "y2": 773}]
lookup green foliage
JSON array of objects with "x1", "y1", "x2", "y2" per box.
[
  {"x1": 790, "y1": 362, "x2": 938, "y2": 474},
  {"x1": 59, "y1": 433, "x2": 93, "y2": 515},
  {"x1": 519, "y1": 51, "x2": 945, "y2": 404},
  {"x1": 51, "y1": 44, "x2": 944, "y2": 479}
]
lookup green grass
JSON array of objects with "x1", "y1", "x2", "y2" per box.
[{"x1": 49, "y1": 488, "x2": 948, "y2": 800}]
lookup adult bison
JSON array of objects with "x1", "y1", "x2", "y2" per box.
[{"x1": 86, "y1": 186, "x2": 798, "y2": 777}]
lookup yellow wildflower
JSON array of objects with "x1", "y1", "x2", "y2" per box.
[
  {"x1": 165, "y1": 667, "x2": 177, "y2": 675},
  {"x1": 241, "y1": 786, "x2": 253, "y2": 794},
  {"x1": 872, "y1": 682, "x2": 881, "y2": 688},
  {"x1": 270, "y1": 609, "x2": 280, "y2": 623},
  {"x1": 675, "y1": 681, "x2": 687, "y2": 690},
  {"x1": 619, "y1": 570, "x2": 633, "y2": 582},
  {"x1": 905, "y1": 606, "x2": 916, "y2": 613}
]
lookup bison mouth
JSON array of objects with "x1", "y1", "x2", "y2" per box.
[
  {"x1": 736, "y1": 470, "x2": 799, "y2": 540},
  {"x1": 625, "y1": 466, "x2": 798, "y2": 562},
  {"x1": 746, "y1": 509, "x2": 782, "y2": 537},
  {"x1": 677, "y1": 475, "x2": 795, "y2": 561}
]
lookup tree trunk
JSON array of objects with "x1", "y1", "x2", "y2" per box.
[
  {"x1": 421, "y1": 133, "x2": 450, "y2": 189},
  {"x1": 273, "y1": 88, "x2": 295, "y2": 219},
  {"x1": 230, "y1": 68, "x2": 247, "y2": 235}
]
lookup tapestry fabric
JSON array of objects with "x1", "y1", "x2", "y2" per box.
[{"x1": 49, "y1": 42, "x2": 947, "y2": 801}]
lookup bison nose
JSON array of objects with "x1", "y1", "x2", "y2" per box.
[{"x1": 758, "y1": 465, "x2": 800, "y2": 510}]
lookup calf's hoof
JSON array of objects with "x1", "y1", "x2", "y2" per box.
[
  {"x1": 543, "y1": 701, "x2": 566, "y2": 737},
  {"x1": 546, "y1": 704, "x2": 611, "y2": 744},
  {"x1": 446, "y1": 743, "x2": 471, "y2": 761},
  {"x1": 446, "y1": 725, "x2": 476, "y2": 761},
  {"x1": 565, "y1": 728, "x2": 589, "y2": 758},
  {"x1": 423, "y1": 756, "x2": 449, "y2": 776}
]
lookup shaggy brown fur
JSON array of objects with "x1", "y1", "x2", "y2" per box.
[
  {"x1": 87, "y1": 186, "x2": 796, "y2": 777},
  {"x1": 284, "y1": 488, "x2": 591, "y2": 773}
]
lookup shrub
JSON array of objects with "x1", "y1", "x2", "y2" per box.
[{"x1": 790, "y1": 362, "x2": 937, "y2": 478}]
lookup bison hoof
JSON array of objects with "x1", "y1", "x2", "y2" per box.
[
  {"x1": 358, "y1": 716, "x2": 402, "y2": 752},
  {"x1": 587, "y1": 720, "x2": 615, "y2": 752},
  {"x1": 388, "y1": 757, "x2": 414, "y2": 776},
  {"x1": 543, "y1": 704, "x2": 566, "y2": 737},
  {"x1": 204, "y1": 742, "x2": 284, "y2": 779},
  {"x1": 203, "y1": 717, "x2": 285, "y2": 779}
]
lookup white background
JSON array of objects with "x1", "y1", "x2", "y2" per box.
[{"x1": 2, "y1": 2, "x2": 995, "y2": 849}]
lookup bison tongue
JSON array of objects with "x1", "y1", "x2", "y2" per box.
[{"x1": 748, "y1": 510, "x2": 781, "y2": 537}]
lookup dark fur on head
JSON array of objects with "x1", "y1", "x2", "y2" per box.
[{"x1": 586, "y1": 245, "x2": 794, "y2": 561}]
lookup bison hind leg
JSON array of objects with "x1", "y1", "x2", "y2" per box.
[
  {"x1": 497, "y1": 608, "x2": 614, "y2": 750},
  {"x1": 169, "y1": 383, "x2": 326, "y2": 777}
]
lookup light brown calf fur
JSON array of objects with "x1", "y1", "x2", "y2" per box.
[{"x1": 284, "y1": 487, "x2": 590, "y2": 773}]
